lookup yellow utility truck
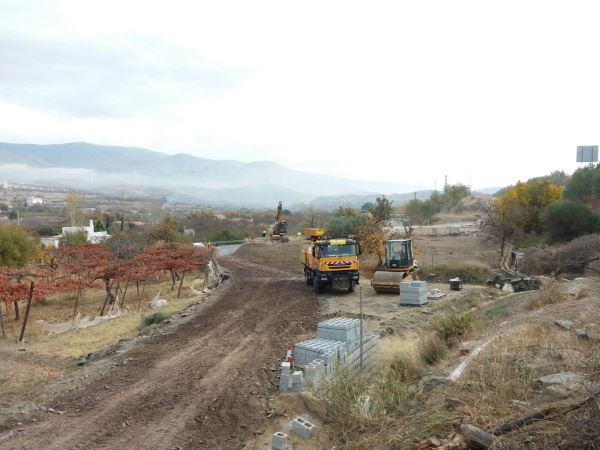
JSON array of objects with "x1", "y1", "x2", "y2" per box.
[{"x1": 300, "y1": 228, "x2": 360, "y2": 293}]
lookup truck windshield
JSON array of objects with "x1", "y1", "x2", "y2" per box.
[{"x1": 319, "y1": 244, "x2": 357, "y2": 257}]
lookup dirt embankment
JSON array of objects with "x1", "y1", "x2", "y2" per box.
[{"x1": 1, "y1": 244, "x2": 318, "y2": 450}]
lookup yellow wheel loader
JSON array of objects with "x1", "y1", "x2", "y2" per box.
[{"x1": 371, "y1": 239, "x2": 420, "y2": 294}]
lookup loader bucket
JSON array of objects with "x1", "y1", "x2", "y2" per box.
[{"x1": 371, "y1": 270, "x2": 408, "y2": 294}]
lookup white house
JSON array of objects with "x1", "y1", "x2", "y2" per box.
[
  {"x1": 62, "y1": 219, "x2": 110, "y2": 244},
  {"x1": 41, "y1": 220, "x2": 111, "y2": 248},
  {"x1": 26, "y1": 196, "x2": 43, "y2": 207}
]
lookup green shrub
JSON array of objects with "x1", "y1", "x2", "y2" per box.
[
  {"x1": 433, "y1": 260, "x2": 490, "y2": 283},
  {"x1": 327, "y1": 214, "x2": 367, "y2": 238},
  {"x1": 60, "y1": 231, "x2": 88, "y2": 247},
  {"x1": 208, "y1": 229, "x2": 246, "y2": 242},
  {"x1": 483, "y1": 300, "x2": 512, "y2": 321},
  {"x1": 141, "y1": 312, "x2": 170, "y2": 328},
  {"x1": 433, "y1": 311, "x2": 479, "y2": 348},
  {"x1": 542, "y1": 201, "x2": 600, "y2": 242},
  {"x1": 419, "y1": 334, "x2": 448, "y2": 364}
]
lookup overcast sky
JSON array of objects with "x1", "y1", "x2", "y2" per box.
[{"x1": 0, "y1": 1, "x2": 598, "y2": 189}]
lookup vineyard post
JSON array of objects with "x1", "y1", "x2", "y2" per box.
[
  {"x1": 72, "y1": 288, "x2": 82, "y2": 323},
  {"x1": 18, "y1": 281, "x2": 35, "y2": 343},
  {"x1": 120, "y1": 281, "x2": 130, "y2": 307},
  {"x1": 0, "y1": 301, "x2": 5, "y2": 338}
]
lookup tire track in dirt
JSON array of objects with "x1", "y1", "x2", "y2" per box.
[{"x1": 1, "y1": 255, "x2": 318, "y2": 450}]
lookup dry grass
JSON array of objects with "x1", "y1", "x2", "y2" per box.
[
  {"x1": 373, "y1": 335, "x2": 427, "y2": 381},
  {"x1": 433, "y1": 310, "x2": 482, "y2": 348},
  {"x1": 420, "y1": 334, "x2": 448, "y2": 365},
  {"x1": 526, "y1": 280, "x2": 568, "y2": 310},
  {"x1": 433, "y1": 260, "x2": 491, "y2": 283},
  {"x1": 0, "y1": 274, "x2": 209, "y2": 358},
  {"x1": 451, "y1": 323, "x2": 599, "y2": 448},
  {"x1": 30, "y1": 290, "x2": 202, "y2": 359}
]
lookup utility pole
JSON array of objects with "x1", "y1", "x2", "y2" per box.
[
  {"x1": 359, "y1": 286, "x2": 364, "y2": 371},
  {"x1": 121, "y1": 191, "x2": 126, "y2": 232}
]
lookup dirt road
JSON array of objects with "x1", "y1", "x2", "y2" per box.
[{"x1": 1, "y1": 252, "x2": 318, "y2": 450}]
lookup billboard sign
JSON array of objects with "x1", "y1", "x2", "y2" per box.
[{"x1": 577, "y1": 146, "x2": 599, "y2": 163}]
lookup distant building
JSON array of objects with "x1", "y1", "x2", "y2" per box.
[
  {"x1": 184, "y1": 228, "x2": 195, "y2": 236},
  {"x1": 40, "y1": 236, "x2": 60, "y2": 248},
  {"x1": 39, "y1": 220, "x2": 112, "y2": 248},
  {"x1": 62, "y1": 219, "x2": 110, "y2": 244},
  {"x1": 26, "y1": 196, "x2": 43, "y2": 207}
]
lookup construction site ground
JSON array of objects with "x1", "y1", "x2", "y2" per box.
[
  {"x1": 2, "y1": 235, "x2": 598, "y2": 449},
  {"x1": 0, "y1": 241, "x2": 318, "y2": 449}
]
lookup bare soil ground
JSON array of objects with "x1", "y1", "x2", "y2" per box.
[{"x1": 0, "y1": 242, "x2": 319, "y2": 450}]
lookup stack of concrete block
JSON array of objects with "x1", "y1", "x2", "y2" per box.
[
  {"x1": 305, "y1": 359, "x2": 326, "y2": 388},
  {"x1": 291, "y1": 416, "x2": 316, "y2": 438},
  {"x1": 400, "y1": 280, "x2": 429, "y2": 306},
  {"x1": 279, "y1": 361, "x2": 291, "y2": 392},
  {"x1": 291, "y1": 370, "x2": 305, "y2": 392},
  {"x1": 292, "y1": 338, "x2": 347, "y2": 368},
  {"x1": 317, "y1": 317, "x2": 361, "y2": 348},
  {"x1": 270, "y1": 432, "x2": 289, "y2": 450},
  {"x1": 284, "y1": 317, "x2": 381, "y2": 394},
  {"x1": 343, "y1": 333, "x2": 380, "y2": 370}
]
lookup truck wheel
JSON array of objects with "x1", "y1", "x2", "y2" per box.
[
  {"x1": 348, "y1": 280, "x2": 355, "y2": 293},
  {"x1": 314, "y1": 279, "x2": 323, "y2": 293},
  {"x1": 305, "y1": 272, "x2": 313, "y2": 286}
]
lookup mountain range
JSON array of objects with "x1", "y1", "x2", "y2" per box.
[{"x1": 0, "y1": 142, "x2": 434, "y2": 208}]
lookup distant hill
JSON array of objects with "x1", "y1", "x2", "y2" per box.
[
  {"x1": 0, "y1": 142, "x2": 426, "y2": 207},
  {"x1": 475, "y1": 187, "x2": 502, "y2": 195},
  {"x1": 310, "y1": 190, "x2": 435, "y2": 210}
]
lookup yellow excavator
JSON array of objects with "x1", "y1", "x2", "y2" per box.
[
  {"x1": 371, "y1": 239, "x2": 420, "y2": 294},
  {"x1": 270, "y1": 201, "x2": 289, "y2": 242}
]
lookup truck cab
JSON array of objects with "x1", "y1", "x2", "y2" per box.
[{"x1": 301, "y1": 229, "x2": 360, "y2": 293}]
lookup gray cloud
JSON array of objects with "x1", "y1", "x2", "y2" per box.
[{"x1": 0, "y1": 33, "x2": 242, "y2": 118}]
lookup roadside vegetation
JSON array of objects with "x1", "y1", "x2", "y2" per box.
[
  {"x1": 141, "y1": 312, "x2": 170, "y2": 328},
  {"x1": 432, "y1": 260, "x2": 490, "y2": 283}
]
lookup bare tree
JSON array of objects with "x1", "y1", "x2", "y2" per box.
[{"x1": 480, "y1": 199, "x2": 520, "y2": 256}]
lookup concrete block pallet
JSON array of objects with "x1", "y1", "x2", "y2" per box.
[
  {"x1": 400, "y1": 281, "x2": 428, "y2": 306},
  {"x1": 281, "y1": 317, "x2": 380, "y2": 393},
  {"x1": 317, "y1": 317, "x2": 361, "y2": 347},
  {"x1": 292, "y1": 338, "x2": 348, "y2": 368}
]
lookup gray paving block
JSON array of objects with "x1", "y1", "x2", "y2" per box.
[
  {"x1": 291, "y1": 416, "x2": 316, "y2": 438},
  {"x1": 271, "y1": 431, "x2": 289, "y2": 450},
  {"x1": 293, "y1": 338, "x2": 347, "y2": 367},
  {"x1": 279, "y1": 374, "x2": 290, "y2": 392},
  {"x1": 317, "y1": 317, "x2": 361, "y2": 346},
  {"x1": 400, "y1": 297, "x2": 428, "y2": 306},
  {"x1": 292, "y1": 370, "x2": 304, "y2": 392}
]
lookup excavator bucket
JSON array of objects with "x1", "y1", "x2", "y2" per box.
[{"x1": 371, "y1": 270, "x2": 408, "y2": 294}]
